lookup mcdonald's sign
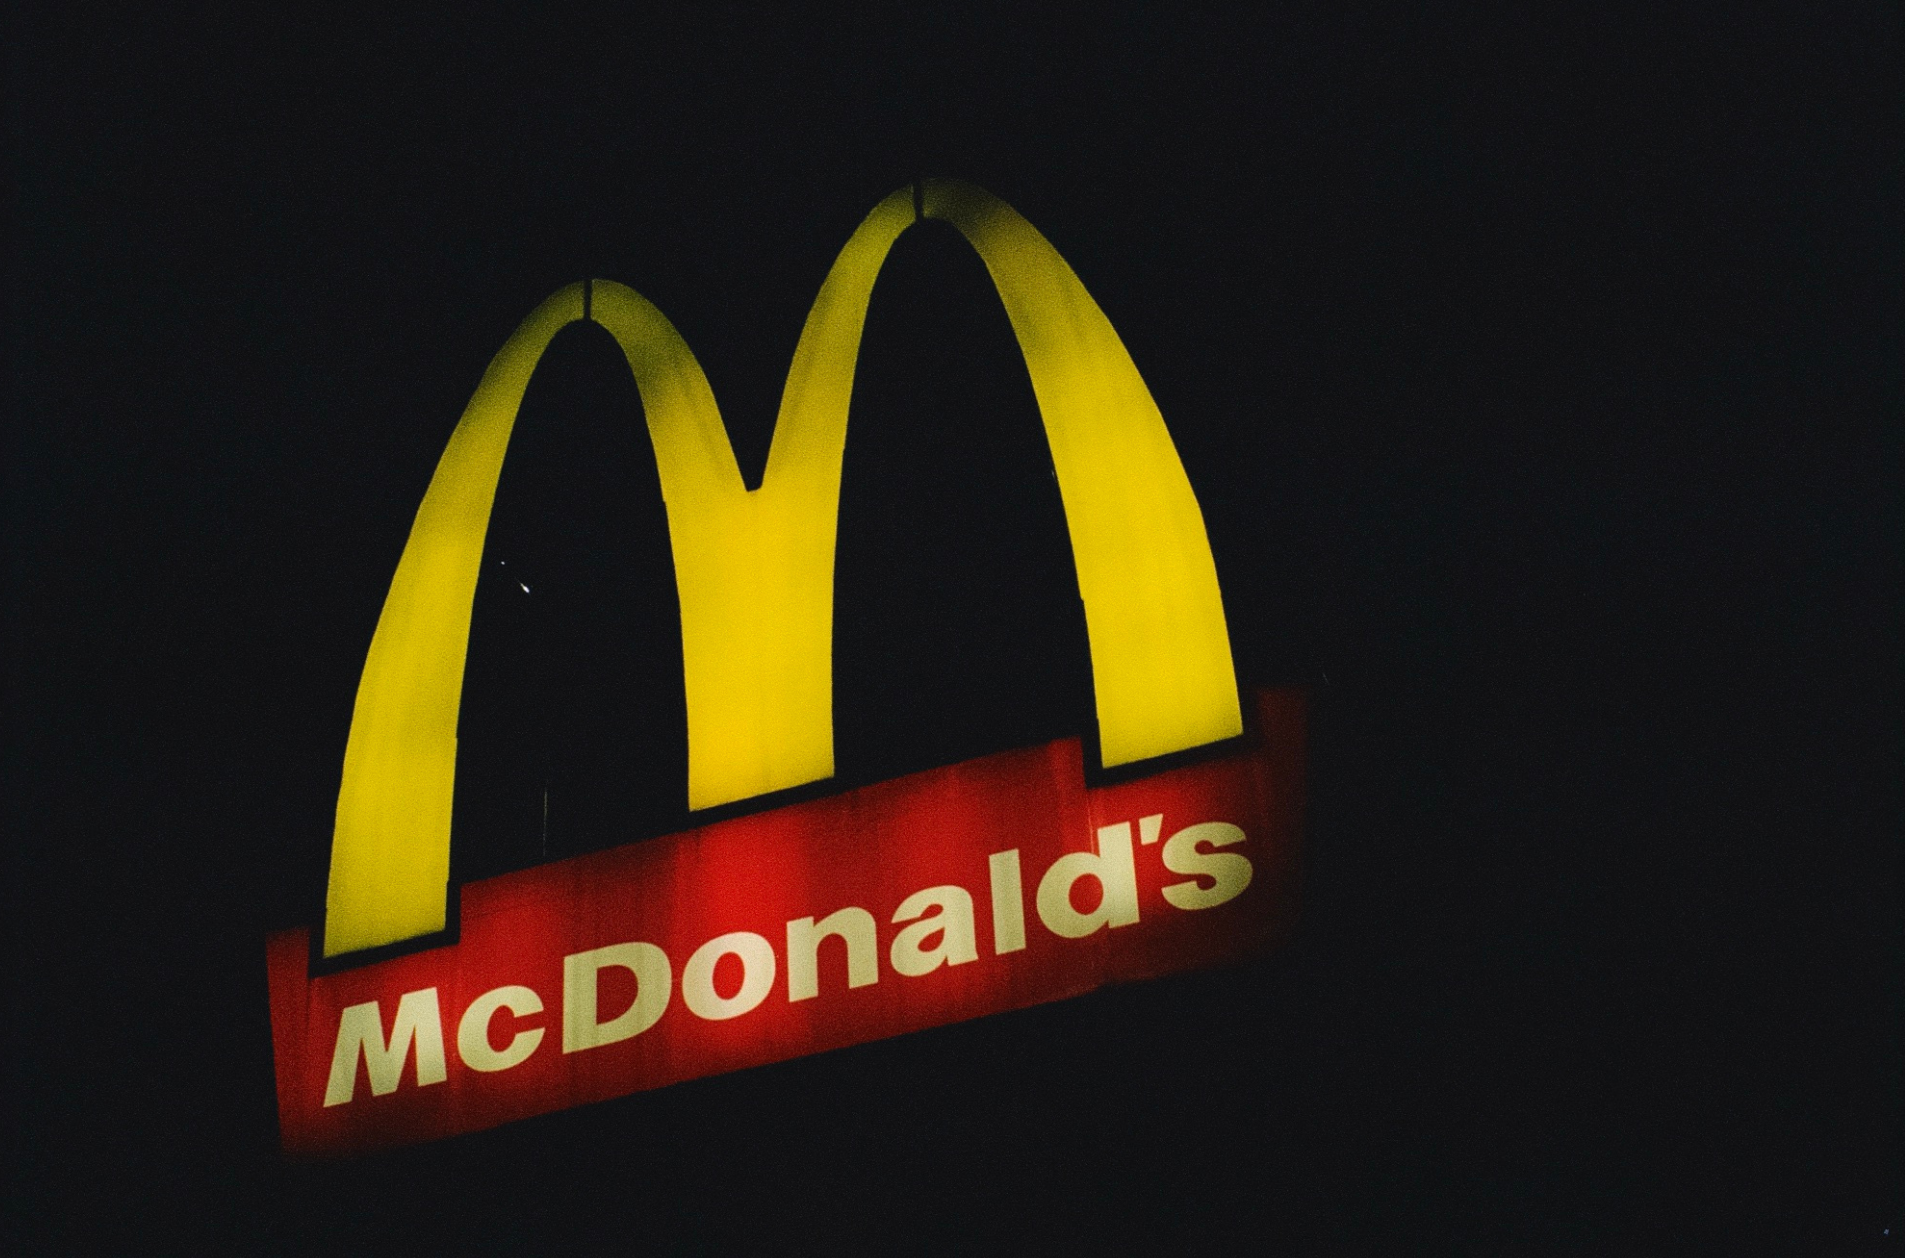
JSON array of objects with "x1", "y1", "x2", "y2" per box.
[{"x1": 266, "y1": 180, "x2": 1305, "y2": 1155}]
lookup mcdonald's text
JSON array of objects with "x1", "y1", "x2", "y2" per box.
[{"x1": 269, "y1": 691, "x2": 1302, "y2": 1155}]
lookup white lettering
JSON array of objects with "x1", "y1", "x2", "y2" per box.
[
  {"x1": 563, "y1": 942, "x2": 671, "y2": 1052},
  {"x1": 1036, "y1": 822, "x2": 1140, "y2": 939},
  {"x1": 456, "y1": 985, "x2": 545, "y2": 1073},
  {"x1": 1161, "y1": 822, "x2": 1253, "y2": 910},
  {"x1": 987, "y1": 849, "x2": 1026, "y2": 954},
  {"x1": 786, "y1": 907, "x2": 878, "y2": 1002},
  {"x1": 323, "y1": 988, "x2": 447, "y2": 1107},
  {"x1": 683, "y1": 931, "x2": 776, "y2": 1020},
  {"x1": 889, "y1": 885, "x2": 978, "y2": 977}
]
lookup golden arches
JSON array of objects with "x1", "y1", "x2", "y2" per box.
[
  {"x1": 322, "y1": 180, "x2": 1240, "y2": 958},
  {"x1": 324, "y1": 284, "x2": 582, "y2": 958}
]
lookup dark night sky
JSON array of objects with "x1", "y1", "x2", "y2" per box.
[{"x1": 10, "y1": 4, "x2": 1899, "y2": 1251}]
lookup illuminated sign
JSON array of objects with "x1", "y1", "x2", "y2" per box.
[{"x1": 267, "y1": 179, "x2": 1304, "y2": 1154}]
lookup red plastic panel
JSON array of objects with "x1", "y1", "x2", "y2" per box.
[{"x1": 268, "y1": 690, "x2": 1303, "y2": 1155}]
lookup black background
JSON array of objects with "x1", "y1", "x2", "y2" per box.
[{"x1": 10, "y1": 4, "x2": 1899, "y2": 1251}]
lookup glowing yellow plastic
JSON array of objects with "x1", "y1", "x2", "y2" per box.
[
  {"x1": 324, "y1": 285, "x2": 584, "y2": 956},
  {"x1": 921, "y1": 181, "x2": 1241, "y2": 765},
  {"x1": 323, "y1": 181, "x2": 1239, "y2": 957},
  {"x1": 588, "y1": 182, "x2": 912, "y2": 810}
]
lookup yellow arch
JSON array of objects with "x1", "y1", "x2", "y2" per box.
[{"x1": 323, "y1": 180, "x2": 1240, "y2": 957}]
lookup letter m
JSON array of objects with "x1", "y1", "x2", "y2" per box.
[{"x1": 323, "y1": 988, "x2": 448, "y2": 1107}]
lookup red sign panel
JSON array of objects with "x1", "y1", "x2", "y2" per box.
[{"x1": 267, "y1": 690, "x2": 1303, "y2": 1155}]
